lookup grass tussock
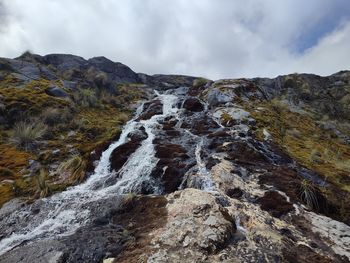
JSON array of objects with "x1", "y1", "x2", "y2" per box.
[
  {"x1": 299, "y1": 179, "x2": 319, "y2": 210},
  {"x1": 57, "y1": 154, "x2": 86, "y2": 184},
  {"x1": 73, "y1": 88, "x2": 99, "y2": 108},
  {"x1": 35, "y1": 168, "x2": 51, "y2": 198},
  {"x1": 10, "y1": 120, "x2": 47, "y2": 151}
]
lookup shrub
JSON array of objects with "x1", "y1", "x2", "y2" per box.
[{"x1": 10, "y1": 120, "x2": 47, "y2": 150}]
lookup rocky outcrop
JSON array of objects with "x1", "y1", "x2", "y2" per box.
[
  {"x1": 0, "y1": 53, "x2": 350, "y2": 263},
  {"x1": 136, "y1": 99, "x2": 163, "y2": 120}
]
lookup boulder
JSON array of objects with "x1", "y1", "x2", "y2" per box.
[
  {"x1": 45, "y1": 86, "x2": 69, "y2": 98},
  {"x1": 137, "y1": 99, "x2": 163, "y2": 121},
  {"x1": 257, "y1": 191, "x2": 294, "y2": 218},
  {"x1": 183, "y1": 97, "x2": 204, "y2": 112}
]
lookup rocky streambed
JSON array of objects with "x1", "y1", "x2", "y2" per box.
[{"x1": 0, "y1": 81, "x2": 350, "y2": 263}]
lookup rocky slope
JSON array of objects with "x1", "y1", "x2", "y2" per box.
[{"x1": 0, "y1": 53, "x2": 349, "y2": 262}]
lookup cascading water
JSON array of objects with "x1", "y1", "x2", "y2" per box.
[
  {"x1": 195, "y1": 138, "x2": 215, "y2": 191},
  {"x1": 0, "y1": 91, "x2": 179, "y2": 255}
]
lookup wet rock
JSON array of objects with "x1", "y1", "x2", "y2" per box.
[
  {"x1": 152, "y1": 143, "x2": 192, "y2": 193},
  {"x1": 155, "y1": 143, "x2": 188, "y2": 159},
  {"x1": 112, "y1": 196, "x2": 168, "y2": 262},
  {"x1": 109, "y1": 130, "x2": 147, "y2": 173},
  {"x1": 0, "y1": 240, "x2": 67, "y2": 263},
  {"x1": 183, "y1": 97, "x2": 204, "y2": 112},
  {"x1": 226, "y1": 188, "x2": 244, "y2": 199},
  {"x1": 224, "y1": 140, "x2": 269, "y2": 165},
  {"x1": 257, "y1": 191, "x2": 294, "y2": 218},
  {"x1": 110, "y1": 141, "x2": 141, "y2": 172},
  {"x1": 137, "y1": 99, "x2": 163, "y2": 120},
  {"x1": 127, "y1": 126, "x2": 148, "y2": 141},
  {"x1": 180, "y1": 114, "x2": 220, "y2": 135},
  {"x1": 283, "y1": 244, "x2": 335, "y2": 263}
]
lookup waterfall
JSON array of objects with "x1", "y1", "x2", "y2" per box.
[{"x1": 0, "y1": 91, "x2": 179, "y2": 255}]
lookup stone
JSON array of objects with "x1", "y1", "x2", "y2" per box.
[
  {"x1": 183, "y1": 97, "x2": 204, "y2": 112},
  {"x1": 45, "y1": 86, "x2": 69, "y2": 98},
  {"x1": 257, "y1": 191, "x2": 294, "y2": 218},
  {"x1": 137, "y1": 99, "x2": 163, "y2": 120}
]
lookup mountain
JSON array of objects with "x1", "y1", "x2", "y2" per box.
[{"x1": 0, "y1": 53, "x2": 349, "y2": 262}]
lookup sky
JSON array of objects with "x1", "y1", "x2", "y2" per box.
[{"x1": 0, "y1": 0, "x2": 349, "y2": 79}]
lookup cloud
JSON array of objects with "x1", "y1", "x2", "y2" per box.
[{"x1": 0, "y1": 0, "x2": 349, "y2": 79}]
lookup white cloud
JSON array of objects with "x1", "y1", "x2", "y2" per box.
[
  {"x1": 292, "y1": 21, "x2": 350, "y2": 76},
  {"x1": 0, "y1": 0, "x2": 349, "y2": 79}
]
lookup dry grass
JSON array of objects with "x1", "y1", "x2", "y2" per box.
[
  {"x1": 250, "y1": 99, "x2": 350, "y2": 192},
  {"x1": 10, "y1": 120, "x2": 47, "y2": 150},
  {"x1": 57, "y1": 154, "x2": 86, "y2": 184}
]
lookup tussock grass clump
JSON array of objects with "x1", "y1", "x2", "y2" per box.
[
  {"x1": 299, "y1": 179, "x2": 319, "y2": 210},
  {"x1": 57, "y1": 154, "x2": 86, "y2": 184},
  {"x1": 73, "y1": 89, "x2": 99, "y2": 108},
  {"x1": 41, "y1": 107, "x2": 73, "y2": 126},
  {"x1": 193, "y1": 78, "x2": 210, "y2": 89},
  {"x1": 35, "y1": 168, "x2": 51, "y2": 198},
  {"x1": 10, "y1": 120, "x2": 47, "y2": 150}
]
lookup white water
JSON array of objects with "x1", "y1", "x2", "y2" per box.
[
  {"x1": 195, "y1": 138, "x2": 215, "y2": 191},
  {"x1": 0, "y1": 91, "x2": 179, "y2": 255}
]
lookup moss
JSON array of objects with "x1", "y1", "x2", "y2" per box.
[{"x1": 0, "y1": 79, "x2": 70, "y2": 122}]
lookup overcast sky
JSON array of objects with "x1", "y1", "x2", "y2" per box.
[{"x1": 0, "y1": 0, "x2": 349, "y2": 79}]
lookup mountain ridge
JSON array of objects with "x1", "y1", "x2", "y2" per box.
[{"x1": 0, "y1": 52, "x2": 349, "y2": 262}]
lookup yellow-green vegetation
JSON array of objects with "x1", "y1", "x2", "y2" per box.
[
  {"x1": 10, "y1": 120, "x2": 47, "y2": 150},
  {"x1": 0, "y1": 78, "x2": 70, "y2": 117},
  {"x1": 0, "y1": 78, "x2": 145, "y2": 207},
  {"x1": 57, "y1": 154, "x2": 86, "y2": 184},
  {"x1": 221, "y1": 112, "x2": 233, "y2": 123},
  {"x1": 34, "y1": 168, "x2": 51, "y2": 198},
  {"x1": 249, "y1": 98, "x2": 350, "y2": 192},
  {"x1": 193, "y1": 78, "x2": 210, "y2": 89},
  {"x1": 299, "y1": 179, "x2": 319, "y2": 210}
]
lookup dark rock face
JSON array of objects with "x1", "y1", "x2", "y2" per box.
[
  {"x1": 137, "y1": 99, "x2": 163, "y2": 121},
  {"x1": 258, "y1": 191, "x2": 294, "y2": 218},
  {"x1": 111, "y1": 196, "x2": 168, "y2": 262},
  {"x1": 183, "y1": 97, "x2": 204, "y2": 112},
  {"x1": 180, "y1": 114, "x2": 220, "y2": 135},
  {"x1": 226, "y1": 188, "x2": 243, "y2": 199},
  {"x1": 45, "y1": 86, "x2": 69, "y2": 98},
  {"x1": 152, "y1": 142, "x2": 193, "y2": 193},
  {"x1": 88, "y1": 56, "x2": 140, "y2": 84},
  {"x1": 110, "y1": 128, "x2": 148, "y2": 173}
]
